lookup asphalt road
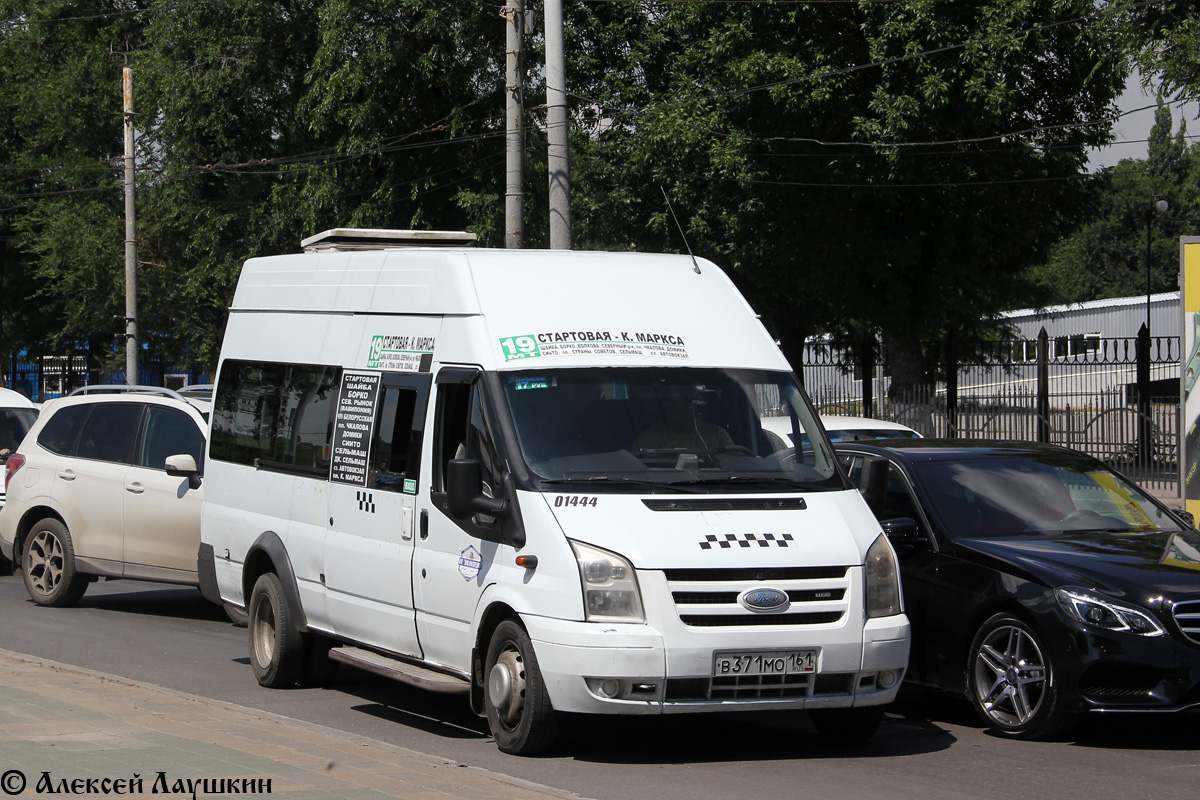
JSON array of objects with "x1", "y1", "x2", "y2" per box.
[{"x1": 1, "y1": 570, "x2": 1197, "y2": 800}]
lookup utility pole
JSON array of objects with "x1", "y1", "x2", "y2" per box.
[
  {"x1": 123, "y1": 66, "x2": 138, "y2": 384},
  {"x1": 504, "y1": 1, "x2": 524, "y2": 249},
  {"x1": 545, "y1": 0, "x2": 571, "y2": 249}
]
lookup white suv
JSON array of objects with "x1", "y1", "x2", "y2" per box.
[{"x1": 0, "y1": 386, "x2": 206, "y2": 606}]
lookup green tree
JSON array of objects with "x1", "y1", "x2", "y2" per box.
[
  {"x1": 1031, "y1": 105, "x2": 1196, "y2": 306},
  {"x1": 567, "y1": 1, "x2": 1131, "y2": 417}
]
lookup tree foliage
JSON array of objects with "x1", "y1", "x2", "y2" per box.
[{"x1": 0, "y1": 0, "x2": 1155, "y2": 391}]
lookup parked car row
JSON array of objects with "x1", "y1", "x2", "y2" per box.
[{"x1": 3, "y1": 381, "x2": 1199, "y2": 747}]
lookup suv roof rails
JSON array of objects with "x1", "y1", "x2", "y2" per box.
[
  {"x1": 300, "y1": 228, "x2": 478, "y2": 252},
  {"x1": 68, "y1": 385, "x2": 188, "y2": 402}
]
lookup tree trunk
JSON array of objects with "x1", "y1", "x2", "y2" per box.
[{"x1": 883, "y1": 328, "x2": 936, "y2": 436}]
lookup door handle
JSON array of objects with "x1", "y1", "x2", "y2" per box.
[
  {"x1": 57, "y1": 470, "x2": 75, "y2": 481},
  {"x1": 125, "y1": 483, "x2": 145, "y2": 494},
  {"x1": 420, "y1": 509, "x2": 429, "y2": 539}
]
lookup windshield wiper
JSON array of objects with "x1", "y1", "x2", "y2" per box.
[{"x1": 539, "y1": 477, "x2": 700, "y2": 493}]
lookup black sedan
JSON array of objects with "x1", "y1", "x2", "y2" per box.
[{"x1": 833, "y1": 439, "x2": 1200, "y2": 739}]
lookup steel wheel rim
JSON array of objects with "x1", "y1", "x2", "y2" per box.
[
  {"x1": 251, "y1": 595, "x2": 277, "y2": 669},
  {"x1": 488, "y1": 642, "x2": 526, "y2": 729},
  {"x1": 972, "y1": 624, "x2": 1048, "y2": 728},
  {"x1": 25, "y1": 530, "x2": 64, "y2": 596}
]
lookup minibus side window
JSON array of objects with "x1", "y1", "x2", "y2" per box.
[
  {"x1": 369, "y1": 386, "x2": 420, "y2": 492},
  {"x1": 434, "y1": 383, "x2": 498, "y2": 499},
  {"x1": 211, "y1": 359, "x2": 340, "y2": 476}
]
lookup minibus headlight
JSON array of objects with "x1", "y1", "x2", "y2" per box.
[
  {"x1": 570, "y1": 540, "x2": 644, "y2": 622},
  {"x1": 864, "y1": 534, "x2": 902, "y2": 619}
]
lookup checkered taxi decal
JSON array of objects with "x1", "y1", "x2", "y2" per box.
[{"x1": 699, "y1": 533, "x2": 794, "y2": 550}]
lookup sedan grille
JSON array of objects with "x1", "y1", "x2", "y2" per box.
[
  {"x1": 1172, "y1": 599, "x2": 1200, "y2": 645},
  {"x1": 665, "y1": 566, "x2": 851, "y2": 628}
]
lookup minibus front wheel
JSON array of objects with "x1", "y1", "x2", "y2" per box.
[{"x1": 484, "y1": 618, "x2": 560, "y2": 755}]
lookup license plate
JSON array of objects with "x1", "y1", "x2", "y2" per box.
[{"x1": 713, "y1": 650, "x2": 818, "y2": 677}]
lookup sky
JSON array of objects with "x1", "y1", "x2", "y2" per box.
[{"x1": 1088, "y1": 72, "x2": 1200, "y2": 170}]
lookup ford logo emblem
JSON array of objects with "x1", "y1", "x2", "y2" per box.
[{"x1": 738, "y1": 587, "x2": 790, "y2": 613}]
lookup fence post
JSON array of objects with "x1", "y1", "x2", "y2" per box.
[
  {"x1": 1137, "y1": 323, "x2": 1152, "y2": 467},
  {"x1": 1037, "y1": 327, "x2": 1050, "y2": 443},
  {"x1": 945, "y1": 329, "x2": 958, "y2": 437},
  {"x1": 860, "y1": 337, "x2": 874, "y2": 418}
]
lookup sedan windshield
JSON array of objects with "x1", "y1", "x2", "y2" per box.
[
  {"x1": 499, "y1": 367, "x2": 842, "y2": 492},
  {"x1": 911, "y1": 455, "x2": 1184, "y2": 538}
]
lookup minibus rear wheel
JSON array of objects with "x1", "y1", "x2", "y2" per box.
[
  {"x1": 248, "y1": 572, "x2": 305, "y2": 688},
  {"x1": 484, "y1": 619, "x2": 559, "y2": 755}
]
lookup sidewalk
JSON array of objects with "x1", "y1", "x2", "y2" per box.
[{"x1": 0, "y1": 649, "x2": 587, "y2": 799}]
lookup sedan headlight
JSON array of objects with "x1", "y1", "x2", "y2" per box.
[
  {"x1": 570, "y1": 540, "x2": 644, "y2": 622},
  {"x1": 865, "y1": 534, "x2": 902, "y2": 618},
  {"x1": 1055, "y1": 588, "x2": 1164, "y2": 636}
]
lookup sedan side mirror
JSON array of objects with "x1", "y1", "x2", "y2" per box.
[
  {"x1": 1175, "y1": 509, "x2": 1196, "y2": 530},
  {"x1": 880, "y1": 517, "x2": 921, "y2": 545},
  {"x1": 165, "y1": 453, "x2": 202, "y2": 491}
]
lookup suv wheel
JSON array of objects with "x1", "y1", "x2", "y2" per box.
[{"x1": 23, "y1": 519, "x2": 88, "y2": 607}]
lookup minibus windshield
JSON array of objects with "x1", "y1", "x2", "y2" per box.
[{"x1": 499, "y1": 367, "x2": 843, "y2": 492}]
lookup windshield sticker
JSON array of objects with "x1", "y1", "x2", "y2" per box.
[
  {"x1": 499, "y1": 332, "x2": 688, "y2": 361},
  {"x1": 1087, "y1": 471, "x2": 1156, "y2": 530},
  {"x1": 366, "y1": 335, "x2": 435, "y2": 372},
  {"x1": 513, "y1": 377, "x2": 555, "y2": 391},
  {"x1": 458, "y1": 545, "x2": 482, "y2": 581},
  {"x1": 700, "y1": 533, "x2": 794, "y2": 550},
  {"x1": 403, "y1": 478, "x2": 417, "y2": 494}
]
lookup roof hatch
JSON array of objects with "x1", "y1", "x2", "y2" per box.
[{"x1": 300, "y1": 228, "x2": 477, "y2": 252}]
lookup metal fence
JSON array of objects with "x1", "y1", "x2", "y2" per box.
[
  {"x1": 800, "y1": 332, "x2": 1182, "y2": 496},
  {"x1": 3, "y1": 355, "x2": 208, "y2": 402}
]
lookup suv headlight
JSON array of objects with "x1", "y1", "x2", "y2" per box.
[
  {"x1": 570, "y1": 540, "x2": 644, "y2": 622},
  {"x1": 1055, "y1": 588, "x2": 1164, "y2": 636},
  {"x1": 865, "y1": 534, "x2": 902, "y2": 618}
]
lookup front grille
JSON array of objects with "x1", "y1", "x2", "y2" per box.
[
  {"x1": 665, "y1": 672, "x2": 854, "y2": 701},
  {"x1": 680, "y1": 612, "x2": 844, "y2": 627},
  {"x1": 664, "y1": 566, "x2": 847, "y2": 582},
  {"x1": 672, "y1": 588, "x2": 846, "y2": 605},
  {"x1": 665, "y1": 566, "x2": 852, "y2": 628},
  {"x1": 1173, "y1": 600, "x2": 1200, "y2": 645}
]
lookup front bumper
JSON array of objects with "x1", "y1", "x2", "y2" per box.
[
  {"x1": 522, "y1": 612, "x2": 910, "y2": 715},
  {"x1": 1066, "y1": 624, "x2": 1200, "y2": 713}
]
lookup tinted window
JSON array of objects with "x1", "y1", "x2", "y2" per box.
[
  {"x1": 369, "y1": 386, "x2": 421, "y2": 492},
  {"x1": 0, "y1": 408, "x2": 36, "y2": 454},
  {"x1": 76, "y1": 403, "x2": 143, "y2": 464},
  {"x1": 37, "y1": 404, "x2": 91, "y2": 455},
  {"x1": 211, "y1": 360, "x2": 340, "y2": 474},
  {"x1": 138, "y1": 406, "x2": 205, "y2": 471}
]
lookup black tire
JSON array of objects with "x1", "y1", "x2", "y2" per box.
[
  {"x1": 808, "y1": 705, "x2": 887, "y2": 743},
  {"x1": 248, "y1": 573, "x2": 306, "y2": 688},
  {"x1": 22, "y1": 519, "x2": 88, "y2": 607},
  {"x1": 966, "y1": 613, "x2": 1074, "y2": 739},
  {"x1": 300, "y1": 633, "x2": 340, "y2": 688},
  {"x1": 484, "y1": 619, "x2": 560, "y2": 755},
  {"x1": 223, "y1": 601, "x2": 249, "y2": 628}
]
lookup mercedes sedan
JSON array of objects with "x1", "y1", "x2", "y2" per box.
[{"x1": 834, "y1": 439, "x2": 1200, "y2": 739}]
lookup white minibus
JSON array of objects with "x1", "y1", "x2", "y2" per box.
[{"x1": 196, "y1": 229, "x2": 910, "y2": 754}]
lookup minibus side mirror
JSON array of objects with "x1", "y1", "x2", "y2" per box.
[
  {"x1": 857, "y1": 456, "x2": 888, "y2": 513},
  {"x1": 165, "y1": 453, "x2": 202, "y2": 491},
  {"x1": 447, "y1": 458, "x2": 504, "y2": 517}
]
